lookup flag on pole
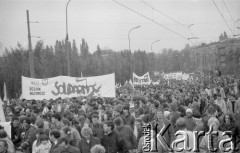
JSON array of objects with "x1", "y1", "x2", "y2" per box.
[{"x1": 3, "y1": 82, "x2": 8, "y2": 102}]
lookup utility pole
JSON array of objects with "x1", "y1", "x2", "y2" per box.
[
  {"x1": 26, "y1": 10, "x2": 35, "y2": 78},
  {"x1": 66, "y1": 0, "x2": 71, "y2": 76}
]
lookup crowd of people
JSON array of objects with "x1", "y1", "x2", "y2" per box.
[{"x1": 0, "y1": 74, "x2": 240, "y2": 153}]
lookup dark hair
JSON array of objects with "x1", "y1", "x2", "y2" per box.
[
  {"x1": 91, "y1": 114, "x2": 99, "y2": 120},
  {"x1": 61, "y1": 119, "x2": 70, "y2": 126},
  {"x1": 113, "y1": 117, "x2": 123, "y2": 126},
  {"x1": 104, "y1": 121, "x2": 115, "y2": 130},
  {"x1": 142, "y1": 114, "x2": 151, "y2": 124},
  {"x1": 0, "y1": 130, "x2": 8, "y2": 138},
  {"x1": 62, "y1": 126, "x2": 71, "y2": 136},
  {"x1": 39, "y1": 134, "x2": 49, "y2": 142},
  {"x1": 12, "y1": 117, "x2": 19, "y2": 122},
  {"x1": 52, "y1": 113, "x2": 61, "y2": 121},
  {"x1": 122, "y1": 104, "x2": 130, "y2": 111},
  {"x1": 22, "y1": 117, "x2": 31, "y2": 124},
  {"x1": 223, "y1": 113, "x2": 234, "y2": 123},
  {"x1": 50, "y1": 130, "x2": 61, "y2": 139}
]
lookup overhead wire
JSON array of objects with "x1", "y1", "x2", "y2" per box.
[
  {"x1": 140, "y1": 0, "x2": 197, "y2": 43},
  {"x1": 112, "y1": 0, "x2": 189, "y2": 41},
  {"x1": 222, "y1": 0, "x2": 235, "y2": 21},
  {"x1": 211, "y1": 0, "x2": 234, "y2": 35}
]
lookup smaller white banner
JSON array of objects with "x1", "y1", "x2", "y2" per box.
[{"x1": 133, "y1": 72, "x2": 151, "y2": 85}]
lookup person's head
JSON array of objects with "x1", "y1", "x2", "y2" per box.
[
  {"x1": 51, "y1": 113, "x2": 61, "y2": 123},
  {"x1": 186, "y1": 109, "x2": 193, "y2": 118},
  {"x1": 22, "y1": 117, "x2": 31, "y2": 129},
  {"x1": 0, "y1": 140, "x2": 8, "y2": 153},
  {"x1": 0, "y1": 130, "x2": 7, "y2": 139},
  {"x1": 61, "y1": 118, "x2": 70, "y2": 127},
  {"x1": 49, "y1": 130, "x2": 61, "y2": 142},
  {"x1": 208, "y1": 117, "x2": 220, "y2": 131},
  {"x1": 36, "y1": 118, "x2": 44, "y2": 129},
  {"x1": 103, "y1": 113, "x2": 109, "y2": 121},
  {"x1": 39, "y1": 134, "x2": 49, "y2": 145},
  {"x1": 113, "y1": 117, "x2": 124, "y2": 129},
  {"x1": 207, "y1": 106, "x2": 217, "y2": 117},
  {"x1": 91, "y1": 114, "x2": 99, "y2": 124},
  {"x1": 176, "y1": 118, "x2": 186, "y2": 130},
  {"x1": 223, "y1": 113, "x2": 234, "y2": 125},
  {"x1": 12, "y1": 117, "x2": 20, "y2": 128},
  {"x1": 62, "y1": 126, "x2": 72, "y2": 138},
  {"x1": 156, "y1": 107, "x2": 165, "y2": 122},
  {"x1": 103, "y1": 121, "x2": 114, "y2": 134},
  {"x1": 142, "y1": 114, "x2": 151, "y2": 125},
  {"x1": 90, "y1": 144, "x2": 106, "y2": 153},
  {"x1": 35, "y1": 129, "x2": 44, "y2": 139},
  {"x1": 81, "y1": 127, "x2": 92, "y2": 140},
  {"x1": 58, "y1": 137, "x2": 69, "y2": 150},
  {"x1": 122, "y1": 105, "x2": 130, "y2": 115},
  {"x1": 217, "y1": 94, "x2": 221, "y2": 100},
  {"x1": 209, "y1": 98, "x2": 214, "y2": 105}
]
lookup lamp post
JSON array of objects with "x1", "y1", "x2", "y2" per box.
[
  {"x1": 151, "y1": 40, "x2": 160, "y2": 52},
  {"x1": 128, "y1": 25, "x2": 141, "y2": 78},
  {"x1": 66, "y1": 0, "x2": 71, "y2": 76}
]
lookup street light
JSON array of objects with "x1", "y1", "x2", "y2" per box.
[
  {"x1": 188, "y1": 37, "x2": 199, "y2": 40},
  {"x1": 128, "y1": 25, "x2": 141, "y2": 80},
  {"x1": 151, "y1": 40, "x2": 160, "y2": 52},
  {"x1": 128, "y1": 25, "x2": 141, "y2": 52},
  {"x1": 66, "y1": 0, "x2": 71, "y2": 76}
]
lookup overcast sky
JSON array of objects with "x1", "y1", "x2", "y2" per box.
[{"x1": 0, "y1": 0, "x2": 240, "y2": 54}]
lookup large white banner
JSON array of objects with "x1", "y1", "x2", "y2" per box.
[
  {"x1": 133, "y1": 72, "x2": 151, "y2": 85},
  {"x1": 22, "y1": 73, "x2": 116, "y2": 100}
]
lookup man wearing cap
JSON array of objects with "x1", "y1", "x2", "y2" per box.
[{"x1": 184, "y1": 109, "x2": 196, "y2": 131}]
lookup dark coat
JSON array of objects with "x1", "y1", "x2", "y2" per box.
[
  {"x1": 101, "y1": 131, "x2": 129, "y2": 153},
  {"x1": 121, "y1": 114, "x2": 135, "y2": 130},
  {"x1": 52, "y1": 145, "x2": 80, "y2": 153},
  {"x1": 91, "y1": 123, "x2": 104, "y2": 140},
  {"x1": 11, "y1": 123, "x2": 23, "y2": 147},
  {"x1": 20, "y1": 125, "x2": 36, "y2": 152},
  {"x1": 78, "y1": 136, "x2": 100, "y2": 153},
  {"x1": 115, "y1": 125, "x2": 137, "y2": 150}
]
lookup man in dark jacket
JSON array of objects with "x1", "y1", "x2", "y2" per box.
[
  {"x1": 18, "y1": 117, "x2": 36, "y2": 153},
  {"x1": 121, "y1": 105, "x2": 135, "y2": 130},
  {"x1": 78, "y1": 127, "x2": 100, "y2": 153},
  {"x1": 101, "y1": 121, "x2": 129, "y2": 153},
  {"x1": 10, "y1": 117, "x2": 23, "y2": 148},
  {"x1": 49, "y1": 129, "x2": 61, "y2": 153},
  {"x1": 114, "y1": 117, "x2": 137, "y2": 153}
]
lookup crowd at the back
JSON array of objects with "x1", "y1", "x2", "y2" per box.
[{"x1": 1, "y1": 75, "x2": 240, "y2": 153}]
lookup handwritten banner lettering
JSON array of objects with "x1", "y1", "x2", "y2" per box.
[
  {"x1": 133, "y1": 72, "x2": 151, "y2": 85},
  {"x1": 22, "y1": 73, "x2": 115, "y2": 100}
]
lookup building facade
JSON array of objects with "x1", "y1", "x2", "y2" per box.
[{"x1": 182, "y1": 38, "x2": 240, "y2": 75}]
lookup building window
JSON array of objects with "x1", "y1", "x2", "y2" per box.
[
  {"x1": 221, "y1": 62, "x2": 226, "y2": 67},
  {"x1": 220, "y1": 55, "x2": 226, "y2": 62}
]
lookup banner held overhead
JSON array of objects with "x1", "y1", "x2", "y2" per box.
[{"x1": 22, "y1": 73, "x2": 116, "y2": 100}]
